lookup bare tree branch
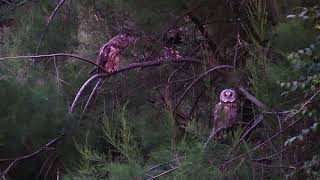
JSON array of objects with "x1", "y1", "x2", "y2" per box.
[
  {"x1": 147, "y1": 166, "x2": 179, "y2": 180},
  {"x1": 0, "y1": 134, "x2": 64, "y2": 179},
  {"x1": 80, "y1": 78, "x2": 103, "y2": 117},
  {"x1": 238, "y1": 85, "x2": 267, "y2": 110},
  {"x1": 69, "y1": 58, "x2": 202, "y2": 113},
  {"x1": 203, "y1": 127, "x2": 224, "y2": 149},
  {"x1": 36, "y1": 0, "x2": 67, "y2": 55},
  {"x1": 0, "y1": 53, "x2": 107, "y2": 72},
  {"x1": 174, "y1": 65, "x2": 234, "y2": 113},
  {"x1": 223, "y1": 88, "x2": 320, "y2": 166}
]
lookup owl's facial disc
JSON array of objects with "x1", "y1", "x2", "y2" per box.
[{"x1": 220, "y1": 89, "x2": 236, "y2": 103}]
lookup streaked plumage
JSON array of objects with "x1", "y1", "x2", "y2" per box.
[
  {"x1": 92, "y1": 34, "x2": 133, "y2": 74},
  {"x1": 212, "y1": 89, "x2": 238, "y2": 134}
]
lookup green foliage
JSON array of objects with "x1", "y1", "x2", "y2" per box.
[
  {"x1": 4, "y1": 1, "x2": 78, "y2": 56},
  {"x1": 101, "y1": 103, "x2": 141, "y2": 162},
  {"x1": 245, "y1": 0, "x2": 268, "y2": 44},
  {"x1": 271, "y1": 21, "x2": 318, "y2": 54},
  {"x1": 0, "y1": 73, "x2": 73, "y2": 178},
  {"x1": 2, "y1": 0, "x2": 320, "y2": 179}
]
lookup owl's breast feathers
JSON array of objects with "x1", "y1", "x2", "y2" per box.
[
  {"x1": 91, "y1": 34, "x2": 131, "y2": 74},
  {"x1": 213, "y1": 101, "x2": 238, "y2": 129}
]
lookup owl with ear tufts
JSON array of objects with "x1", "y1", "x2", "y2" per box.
[
  {"x1": 203, "y1": 89, "x2": 239, "y2": 148},
  {"x1": 90, "y1": 34, "x2": 134, "y2": 75},
  {"x1": 211, "y1": 89, "x2": 238, "y2": 136}
]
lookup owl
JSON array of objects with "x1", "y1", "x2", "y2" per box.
[
  {"x1": 91, "y1": 34, "x2": 134, "y2": 74},
  {"x1": 211, "y1": 89, "x2": 238, "y2": 137}
]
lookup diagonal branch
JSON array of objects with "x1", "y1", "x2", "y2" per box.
[
  {"x1": 35, "y1": 0, "x2": 67, "y2": 55},
  {"x1": 69, "y1": 58, "x2": 202, "y2": 113},
  {"x1": 238, "y1": 85, "x2": 267, "y2": 111},
  {"x1": 182, "y1": 3, "x2": 222, "y2": 57},
  {"x1": 0, "y1": 134, "x2": 64, "y2": 179},
  {"x1": 0, "y1": 53, "x2": 107, "y2": 73},
  {"x1": 174, "y1": 65, "x2": 234, "y2": 114}
]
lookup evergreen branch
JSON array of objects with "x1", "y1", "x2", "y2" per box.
[
  {"x1": 35, "y1": 0, "x2": 67, "y2": 55},
  {"x1": 174, "y1": 65, "x2": 234, "y2": 114},
  {"x1": 69, "y1": 58, "x2": 202, "y2": 113},
  {"x1": 0, "y1": 134, "x2": 64, "y2": 180}
]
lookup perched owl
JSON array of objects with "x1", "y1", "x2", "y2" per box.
[
  {"x1": 203, "y1": 89, "x2": 238, "y2": 148},
  {"x1": 211, "y1": 89, "x2": 238, "y2": 136},
  {"x1": 91, "y1": 34, "x2": 134, "y2": 74}
]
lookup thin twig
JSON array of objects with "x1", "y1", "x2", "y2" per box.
[
  {"x1": 226, "y1": 114, "x2": 264, "y2": 158},
  {"x1": 53, "y1": 56, "x2": 61, "y2": 94},
  {"x1": 146, "y1": 157, "x2": 184, "y2": 172},
  {"x1": 44, "y1": 155, "x2": 58, "y2": 180},
  {"x1": 69, "y1": 58, "x2": 202, "y2": 113},
  {"x1": 0, "y1": 53, "x2": 107, "y2": 72},
  {"x1": 174, "y1": 65, "x2": 234, "y2": 113},
  {"x1": 0, "y1": 134, "x2": 64, "y2": 179},
  {"x1": 203, "y1": 127, "x2": 224, "y2": 149},
  {"x1": 35, "y1": 0, "x2": 67, "y2": 54},
  {"x1": 147, "y1": 166, "x2": 179, "y2": 180},
  {"x1": 223, "y1": 117, "x2": 303, "y2": 166},
  {"x1": 223, "y1": 89, "x2": 320, "y2": 165},
  {"x1": 36, "y1": 152, "x2": 56, "y2": 180}
]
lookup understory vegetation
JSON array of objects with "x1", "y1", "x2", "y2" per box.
[{"x1": 0, "y1": 0, "x2": 320, "y2": 179}]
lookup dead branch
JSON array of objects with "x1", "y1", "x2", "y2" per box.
[
  {"x1": 225, "y1": 114, "x2": 264, "y2": 158},
  {"x1": 0, "y1": 134, "x2": 64, "y2": 179},
  {"x1": 238, "y1": 85, "x2": 267, "y2": 111},
  {"x1": 182, "y1": 3, "x2": 222, "y2": 57},
  {"x1": 36, "y1": 0, "x2": 67, "y2": 55},
  {"x1": 80, "y1": 78, "x2": 103, "y2": 117},
  {"x1": 203, "y1": 127, "x2": 224, "y2": 149},
  {"x1": 0, "y1": 53, "x2": 107, "y2": 73},
  {"x1": 146, "y1": 157, "x2": 184, "y2": 172},
  {"x1": 223, "y1": 88, "x2": 320, "y2": 166},
  {"x1": 69, "y1": 58, "x2": 202, "y2": 113},
  {"x1": 147, "y1": 166, "x2": 179, "y2": 180},
  {"x1": 0, "y1": 0, "x2": 13, "y2": 6},
  {"x1": 174, "y1": 65, "x2": 234, "y2": 114}
]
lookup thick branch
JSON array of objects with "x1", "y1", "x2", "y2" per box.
[{"x1": 238, "y1": 85, "x2": 267, "y2": 111}]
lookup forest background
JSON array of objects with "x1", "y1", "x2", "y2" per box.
[{"x1": 0, "y1": 0, "x2": 320, "y2": 179}]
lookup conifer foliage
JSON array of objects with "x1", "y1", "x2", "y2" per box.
[{"x1": 0, "y1": 0, "x2": 320, "y2": 179}]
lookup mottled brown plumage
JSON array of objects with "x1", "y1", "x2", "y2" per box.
[
  {"x1": 91, "y1": 34, "x2": 133, "y2": 74},
  {"x1": 211, "y1": 89, "x2": 238, "y2": 137},
  {"x1": 203, "y1": 89, "x2": 239, "y2": 148}
]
